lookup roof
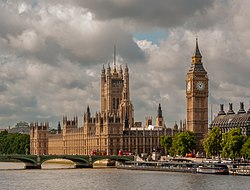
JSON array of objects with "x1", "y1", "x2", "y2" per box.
[{"x1": 211, "y1": 112, "x2": 250, "y2": 128}]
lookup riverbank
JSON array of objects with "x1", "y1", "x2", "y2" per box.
[
  {"x1": 117, "y1": 164, "x2": 194, "y2": 173},
  {"x1": 117, "y1": 160, "x2": 250, "y2": 176}
]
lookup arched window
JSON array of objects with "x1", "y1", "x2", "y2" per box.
[
  {"x1": 113, "y1": 98, "x2": 116, "y2": 109},
  {"x1": 104, "y1": 98, "x2": 106, "y2": 110},
  {"x1": 117, "y1": 98, "x2": 119, "y2": 109}
]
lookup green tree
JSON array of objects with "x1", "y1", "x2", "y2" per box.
[
  {"x1": 202, "y1": 127, "x2": 222, "y2": 157},
  {"x1": 241, "y1": 137, "x2": 250, "y2": 159},
  {"x1": 160, "y1": 135, "x2": 172, "y2": 155},
  {"x1": 0, "y1": 130, "x2": 8, "y2": 138},
  {"x1": 171, "y1": 131, "x2": 196, "y2": 157},
  {"x1": 221, "y1": 128, "x2": 245, "y2": 160},
  {"x1": 0, "y1": 131, "x2": 30, "y2": 154}
]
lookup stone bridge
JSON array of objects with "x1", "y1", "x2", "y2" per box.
[{"x1": 0, "y1": 155, "x2": 133, "y2": 169}]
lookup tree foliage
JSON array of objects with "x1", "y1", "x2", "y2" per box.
[
  {"x1": 241, "y1": 137, "x2": 250, "y2": 159},
  {"x1": 171, "y1": 131, "x2": 196, "y2": 157},
  {"x1": 0, "y1": 130, "x2": 30, "y2": 154},
  {"x1": 221, "y1": 128, "x2": 245, "y2": 159},
  {"x1": 160, "y1": 135, "x2": 172, "y2": 155},
  {"x1": 202, "y1": 127, "x2": 222, "y2": 157}
]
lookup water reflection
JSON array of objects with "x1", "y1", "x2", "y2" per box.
[
  {"x1": 42, "y1": 159, "x2": 75, "y2": 169},
  {"x1": 0, "y1": 161, "x2": 75, "y2": 170}
]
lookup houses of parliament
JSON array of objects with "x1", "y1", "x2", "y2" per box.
[{"x1": 30, "y1": 40, "x2": 208, "y2": 155}]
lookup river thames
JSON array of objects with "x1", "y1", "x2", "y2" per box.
[{"x1": 0, "y1": 162, "x2": 249, "y2": 190}]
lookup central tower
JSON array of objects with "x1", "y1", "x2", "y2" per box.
[
  {"x1": 101, "y1": 47, "x2": 134, "y2": 128},
  {"x1": 186, "y1": 38, "x2": 208, "y2": 150}
]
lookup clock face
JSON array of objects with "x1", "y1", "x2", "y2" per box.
[
  {"x1": 187, "y1": 81, "x2": 191, "y2": 92},
  {"x1": 196, "y1": 81, "x2": 205, "y2": 91}
]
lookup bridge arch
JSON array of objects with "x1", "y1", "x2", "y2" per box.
[
  {"x1": 40, "y1": 155, "x2": 91, "y2": 168},
  {"x1": 41, "y1": 158, "x2": 74, "y2": 168},
  {"x1": 0, "y1": 155, "x2": 40, "y2": 169}
]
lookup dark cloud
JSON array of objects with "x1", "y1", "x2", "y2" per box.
[
  {"x1": 0, "y1": 81, "x2": 7, "y2": 92},
  {"x1": 76, "y1": 0, "x2": 215, "y2": 29},
  {"x1": 0, "y1": 105, "x2": 15, "y2": 116},
  {"x1": 15, "y1": 95, "x2": 37, "y2": 108},
  {"x1": 0, "y1": 6, "x2": 27, "y2": 38}
]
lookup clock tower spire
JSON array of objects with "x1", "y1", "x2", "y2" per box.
[
  {"x1": 186, "y1": 38, "x2": 209, "y2": 151},
  {"x1": 192, "y1": 37, "x2": 202, "y2": 64}
]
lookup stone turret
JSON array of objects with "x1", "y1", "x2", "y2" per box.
[
  {"x1": 157, "y1": 104, "x2": 163, "y2": 118},
  {"x1": 218, "y1": 104, "x2": 226, "y2": 115},
  {"x1": 173, "y1": 122, "x2": 178, "y2": 130},
  {"x1": 84, "y1": 105, "x2": 91, "y2": 123},
  {"x1": 119, "y1": 64, "x2": 123, "y2": 78},
  {"x1": 124, "y1": 113, "x2": 129, "y2": 129},
  {"x1": 63, "y1": 115, "x2": 78, "y2": 129},
  {"x1": 145, "y1": 116, "x2": 152, "y2": 128},
  {"x1": 30, "y1": 122, "x2": 49, "y2": 155},
  {"x1": 156, "y1": 104, "x2": 164, "y2": 127},
  {"x1": 123, "y1": 64, "x2": 129, "y2": 100},
  {"x1": 107, "y1": 63, "x2": 111, "y2": 79},
  {"x1": 238, "y1": 102, "x2": 246, "y2": 114},
  {"x1": 57, "y1": 121, "x2": 61, "y2": 134},
  {"x1": 227, "y1": 103, "x2": 235, "y2": 115}
]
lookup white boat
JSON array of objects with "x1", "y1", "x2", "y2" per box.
[{"x1": 197, "y1": 164, "x2": 229, "y2": 175}]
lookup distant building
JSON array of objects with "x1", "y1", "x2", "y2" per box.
[
  {"x1": 210, "y1": 102, "x2": 250, "y2": 136},
  {"x1": 15, "y1": 121, "x2": 29, "y2": 128},
  {"x1": 8, "y1": 121, "x2": 30, "y2": 134},
  {"x1": 0, "y1": 129, "x2": 7, "y2": 133}
]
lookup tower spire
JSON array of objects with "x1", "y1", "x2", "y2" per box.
[
  {"x1": 157, "y1": 103, "x2": 162, "y2": 118},
  {"x1": 195, "y1": 37, "x2": 202, "y2": 57},
  {"x1": 87, "y1": 105, "x2": 90, "y2": 116},
  {"x1": 114, "y1": 44, "x2": 116, "y2": 68},
  {"x1": 113, "y1": 44, "x2": 117, "y2": 74},
  {"x1": 192, "y1": 37, "x2": 202, "y2": 64},
  {"x1": 101, "y1": 64, "x2": 105, "y2": 76}
]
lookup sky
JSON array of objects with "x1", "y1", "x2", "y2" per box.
[{"x1": 0, "y1": 0, "x2": 250, "y2": 129}]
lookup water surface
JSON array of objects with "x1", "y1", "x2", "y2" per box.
[{"x1": 0, "y1": 162, "x2": 249, "y2": 190}]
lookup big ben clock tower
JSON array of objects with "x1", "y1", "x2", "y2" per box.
[{"x1": 186, "y1": 38, "x2": 208, "y2": 151}]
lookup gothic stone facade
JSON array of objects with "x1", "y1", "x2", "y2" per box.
[{"x1": 30, "y1": 64, "x2": 174, "y2": 156}]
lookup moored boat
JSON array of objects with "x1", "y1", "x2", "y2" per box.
[
  {"x1": 117, "y1": 161, "x2": 250, "y2": 175},
  {"x1": 117, "y1": 160, "x2": 196, "y2": 173},
  {"x1": 196, "y1": 164, "x2": 229, "y2": 175}
]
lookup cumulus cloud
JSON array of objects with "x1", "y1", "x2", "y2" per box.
[
  {"x1": 136, "y1": 39, "x2": 159, "y2": 53},
  {"x1": 0, "y1": 1, "x2": 145, "y2": 66},
  {"x1": 0, "y1": 0, "x2": 249, "y2": 129},
  {"x1": 8, "y1": 30, "x2": 42, "y2": 51}
]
